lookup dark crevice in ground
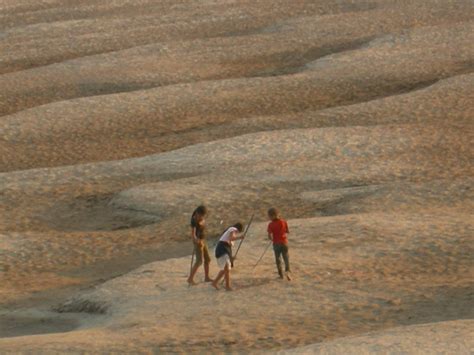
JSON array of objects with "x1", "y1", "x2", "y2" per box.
[
  {"x1": 251, "y1": 37, "x2": 376, "y2": 77},
  {"x1": 0, "y1": 313, "x2": 79, "y2": 339}
]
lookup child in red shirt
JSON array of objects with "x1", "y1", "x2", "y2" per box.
[{"x1": 267, "y1": 208, "x2": 291, "y2": 281}]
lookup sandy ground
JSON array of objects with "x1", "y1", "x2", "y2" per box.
[
  {"x1": 0, "y1": 0, "x2": 473, "y2": 353},
  {"x1": 279, "y1": 320, "x2": 474, "y2": 354}
]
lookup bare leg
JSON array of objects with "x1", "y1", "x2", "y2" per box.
[
  {"x1": 204, "y1": 262, "x2": 213, "y2": 282},
  {"x1": 188, "y1": 243, "x2": 203, "y2": 285},
  {"x1": 212, "y1": 270, "x2": 225, "y2": 290},
  {"x1": 187, "y1": 263, "x2": 201, "y2": 285},
  {"x1": 224, "y1": 265, "x2": 232, "y2": 291}
]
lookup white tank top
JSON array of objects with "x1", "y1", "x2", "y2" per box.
[{"x1": 219, "y1": 227, "x2": 237, "y2": 246}]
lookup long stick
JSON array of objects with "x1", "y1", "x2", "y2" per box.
[
  {"x1": 222, "y1": 213, "x2": 255, "y2": 284},
  {"x1": 234, "y1": 213, "x2": 255, "y2": 260},
  {"x1": 253, "y1": 241, "x2": 273, "y2": 269}
]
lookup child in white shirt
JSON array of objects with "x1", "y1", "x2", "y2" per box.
[{"x1": 212, "y1": 223, "x2": 244, "y2": 291}]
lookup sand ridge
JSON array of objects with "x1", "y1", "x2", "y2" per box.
[{"x1": 1, "y1": 4, "x2": 473, "y2": 171}]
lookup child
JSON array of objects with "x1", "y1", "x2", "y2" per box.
[
  {"x1": 187, "y1": 205, "x2": 213, "y2": 285},
  {"x1": 267, "y1": 208, "x2": 291, "y2": 280},
  {"x1": 212, "y1": 222, "x2": 244, "y2": 291}
]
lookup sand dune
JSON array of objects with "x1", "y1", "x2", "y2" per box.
[
  {"x1": 1, "y1": 3, "x2": 473, "y2": 171},
  {"x1": 1, "y1": 1, "x2": 370, "y2": 73},
  {"x1": 1, "y1": 2, "x2": 471, "y2": 117},
  {"x1": 0, "y1": 0, "x2": 472, "y2": 353}
]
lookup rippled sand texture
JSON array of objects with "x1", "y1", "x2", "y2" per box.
[{"x1": 0, "y1": 0, "x2": 473, "y2": 353}]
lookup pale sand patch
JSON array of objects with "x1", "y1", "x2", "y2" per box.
[
  {"x1": 278, "y1": 320, "x2": 474, "y2": 354},
  {"x1": 0, "y1": 214, "x2": 472, "y2": 352},
  {"x1": 1, "y1": 122, "x2": 471, "y2": 305}
]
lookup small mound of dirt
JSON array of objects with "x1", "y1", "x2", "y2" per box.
[{"x1": 54, "y1": 298, "x2": 109, "y2": 314}]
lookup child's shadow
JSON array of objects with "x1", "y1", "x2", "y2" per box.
[{"x1": 235, "y1": 277, "x2": 273, "y2": 290}]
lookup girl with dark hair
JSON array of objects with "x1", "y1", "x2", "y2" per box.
[
  {"x1": 187, "y1": 205, "x2": 212, "y2": 285},
  {"x1": 211, "y1": 222, "x2": 244, "y2": 291}
]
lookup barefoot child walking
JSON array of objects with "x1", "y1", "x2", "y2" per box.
[
  {"x1": 267, "y1": 208, "x2": 292, "y2": 280},
  {"x1": 187, "y1": 205, "x2": 213, "y2": 285},
  {"x1": 212, "y1": 223, "x2": 244, "y2": 291}
]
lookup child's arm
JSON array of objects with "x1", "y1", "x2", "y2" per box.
[
  {"x1": 230, "y1": 231, "x2": 244, "y2": 241},
  {"x1": 191, "y1": 227, "x2": 203, "y2": 245},
  {"x1": 190, "y1": 227, "x2": 197, "y2": 242}
]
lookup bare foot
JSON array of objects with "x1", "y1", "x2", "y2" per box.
[
  {"x1": 211, "y1": 282, "x2": 220, "y2": 290},
  {"x1": 225, "y1": 286, "x2": 234, "y2": 292},
  {"x1": 204, "y1": 278, "x2": 214, "y2": 282},
  {"x1": 187, "y1": 279, "x2": 197, "y2": 286},
  {"x1": 286, "y1": 272, "x2": 292, "y2": 281}
]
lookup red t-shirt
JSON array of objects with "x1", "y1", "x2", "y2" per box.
[{"x1": 267, "y1": 219, "x2": 289, "y2": 244}]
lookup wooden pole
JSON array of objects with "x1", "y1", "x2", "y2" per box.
[
  {"x1": 253, "y1": 240, "x2": 272, "y2": 269},
  {"x1": 233, "y1": 213, "x2": 255, "y2": 261}
]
